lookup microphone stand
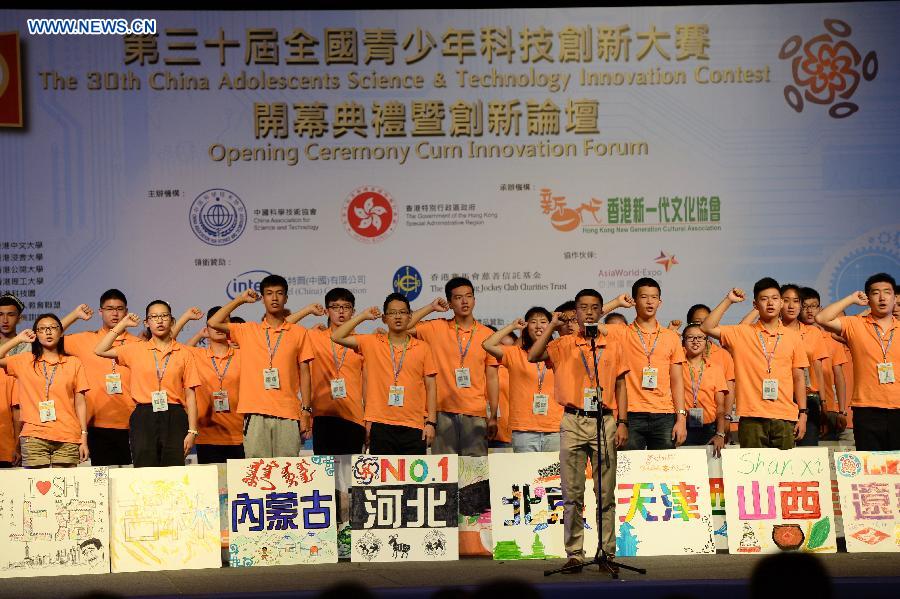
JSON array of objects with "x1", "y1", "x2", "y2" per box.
[{"x1": 545, "y1": 327, "x2": 646, "y2": 579}]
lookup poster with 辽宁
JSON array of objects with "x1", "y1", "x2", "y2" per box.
[
  {"x1": 109, "y1": 465, "x2": 221, "y2": 572},
  {"x1": 350, "y1": 454, "x2": 458, "y2": 562},
  {"x1": 834, "y1": 450, "x2": 900, "y2": 552},
  {"x1": 458, "y1": 456, "x2": 492, "y2": 556},
  {"x1": 228, "y1": 455, "x2": 338, "y2": 566},
  {"x1": 0, "y1": 467, "x2": 110, "y2": 578},
  {"x1": 722, "y1": 447, "x2": 836, "y2": 554}
]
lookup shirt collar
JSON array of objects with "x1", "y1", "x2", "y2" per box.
[{"x1": 752, "y1": 320, "x2": 784, "y2": 337}]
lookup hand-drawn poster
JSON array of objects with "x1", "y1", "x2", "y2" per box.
[
  {"x1": 458, "y1": 456, "x2": 491, "y2": 556},
  {"x1": 228, "y1": 455, "x2": 338, "y2": 566},
  {"x1": 614, "y1": 449, "x2": 715, "y2": 556},
  {"x1": 0, "y1": 467, "x2": 110, "y2": 578},
  {"x1": 722, "y1": 448, "x2": 836, "y2": 554},
  {"x1": 707, "y1": 448, "x2": 728, "y2": 550},
  {"x1": 350, "y1": 454, "x2": 458, "y2": 562},
  {"x1": 834, "y1": 450, "x2": 900, "y2": 552},
  {"x1": 109, "y1": 465, "x2": 221, "y2": 572},
  {"x1": 216, "y1": 463, "x2": 228, "y2": 550},
  {"x1": 488, "y1": 452, "x2": 596, "y2": 560}
]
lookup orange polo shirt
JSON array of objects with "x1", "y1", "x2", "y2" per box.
[
  {"x1": 682, "y1": 358, "x2": 728, "y2": 425},
  {"x1": 796, "y1": 322, "x2": 829, "y2": 393},
  {"x1": 706, "y1": 342, "x2": 735, "y2": 381},
  {"x1": 66, "y1": 329, "x2": 143, "y2": 429},
  {"x1": 546, "y1": 334, "x2": 627, "y2": 411},
  {"x1": 229, "y1": 321, "x2": 315, "y2": 420},
  {"x1": 819, "y1": 330, "x2": 849, "y2": 412},
  {"x1": 0, "y1": 369, "x2": 16, "y2": 461},
  {"x1": 606, "y1": 322, "x2": 686, "y2": 413},
  {"x1": 308, "y1": 327, "x2": 364, "y2": 426},
  {"x1": 356, "y1": 333, "x2": 437, "y2": 430},
  {"x1": 841, "y1": 344, "x2": 855, "y2": 428},
  {"x1": 6, "y1": 352, "x2": 90, "y2": 444},
  {"x1": 415, "y1": 319, "x2": 498, "y2": 418},
  {"x1": 116, "y1": 340, "x2": 201, "y2": 406},
  {"x1": 720, "y1": 322, "x2": 809, "y2": 421},
  {"x1": 839, "y1": 314, "x2": 899, "y2": 409},
  {"x1": 185, "y1": 345, "x2": 243, "y2": 446},
  {"x1": 501, "y1": 345, "x2": 562, "y2": 433},
  {"x1": 495, "y1": 365, "x2": 512, "y2": 443}
]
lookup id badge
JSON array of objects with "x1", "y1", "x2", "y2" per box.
[
  {"x1": 39, "y1": 400, "x2": 56, "y2": 423},
  {"x1": 212, "y1": 390, "x2": 230, "y2": 412},
  {"x1": 388, "y1": 385, "x2": 405, "y2": 407},
  {"x1": 762, "y1": 378, "x2": 778, "y2": 401},
  {"x1": 688, "y1": 407, "x2": 705, "y2": 428},
  {"x1": 877, "y1": 362, "x2": 895, "y2": 384},
  {"x1": 583, "y1": 387, "x2": 599, "y2": 412},
  {"x1": 641, "y1": 367, "x2": 659, "y2": 389},
  {"x1": 532, "y1": 393, "x2": 549, "y2": 416},
  {"x1": 331, "y1": 378, "x2": 347, "y2": 399},
  {"x1": 263, "y1": 367, "x2": 280, "y2": 390},
  {"x1": 105, "y1": 373, "x2": 123, "y2": 395},
  {"x1": 455, "y1": 367, "x2": 471, "y2": 388},
  {"x1": 151, "y1": 390, "x2": 169, "y2": 412}
]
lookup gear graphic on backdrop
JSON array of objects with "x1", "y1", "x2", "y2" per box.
[{"x1": 817, "y1": 225, "x2": 900, "y2": 307}]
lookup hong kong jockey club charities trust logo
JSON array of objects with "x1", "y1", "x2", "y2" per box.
[
  {"x1": 779, "y1": 18, "x2": 877, "y2": 119},
  {"x1": 393, "y1": 266, "x2": 423, "y2": 301},
  {"x1": 342, "y1": 186, "x2": 398, "y2": 243},
  {"x1": 190, "y1": 189, "x2": 247, "y2": 246}
]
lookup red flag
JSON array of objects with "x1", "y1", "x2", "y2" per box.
[{"x1": 0, "y1": 31, "x2": 23, "y2": 127}]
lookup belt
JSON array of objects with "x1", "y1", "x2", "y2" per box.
[{"x1": 564, "y1": 406, "x2": 613, "y2": 418}]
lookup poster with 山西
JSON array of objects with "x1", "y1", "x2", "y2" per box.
[
  {"x1": 614, "y1": 449, "x2": 715, "y2": 556},
  {"x1": 834, "y1": 450, "x2": 900, "y2": 552},
  {"x1": 350, "y1": 454, "x2": 458, "y2": 562},
  {"x1": 0, "y1": 467, "x2": 110, "y2": 578},
  {"x1": 722, "y1": 447, "x2": 836, "y2": 554},
  {"x1": 228, "y1": 455, "x2": 338, "y2": 566}
]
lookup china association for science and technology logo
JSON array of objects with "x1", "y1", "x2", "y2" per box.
[
  {"x1": 393, "y1": 266, "x2": 423, "y2": 301},
  {"x1": 190, "y1": 188, "x2": 247, "y2": 246},
  {"x1": 342, "y1": 186, "x2": 398, "y2": 243},
  {"x1": 225, "y1": 269, "x2": 272, "y2": 300}
]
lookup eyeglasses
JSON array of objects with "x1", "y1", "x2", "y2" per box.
[
  {"x1": 559, "y1": 317, "x2": 576, "y2": 324},
  {"x1": 327, "y1": 304, "x2": 353, "y2": 312},
  {"x1": 385, "y1": 310, "x2": 410, "y2": 317},
  {"x1": 146, "y1": 314, "x2": 171, "y2": 322},
  {"x1": 36, "y1": 325, "x2": 61, "y2": 334},
  {"x1": 101, "y1": 306, "x2": 127, "y2": 313},
  {"x1": 685, "y1": 335, "x2": 707, "y2": 343}
]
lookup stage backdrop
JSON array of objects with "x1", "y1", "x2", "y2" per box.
[{"x1": 0, "y1": 6, "x2": 898, "y2": 330}]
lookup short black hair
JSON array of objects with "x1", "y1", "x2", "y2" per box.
[
  {"x1": 230, "y1": 316, "x2": 245, "y2": 324},
  {"x1": 206, "y1": 306, "x2": 222, "y2": 321},
  {"x1": 780, "y1": 283, "x2": 802, "y2": 297},
  {"x1": 864, "y1": 272, "x2": 897, "y2": 295},
  {"x1": 445, "y1": 277, "x2": 474, "y2": 300},
  {"x1": 325, "y1": 287, "x2": 355, "y2": 307},
  {"x1": 555, "y1": 300, "x2": 576, "y2": 313},
  {"x1": 574, "y1": 289, "x2": 603, "y2": 304},
  {"x1": 260, "y1": 274, "x2": 288, "y2": 295},
  {"x1": 681, "y1": 323, "x2": 704, "y2": 344},
  {"x1": 0, "y1": 293, "x2": 24, "y2": 314},
  {"x1": 799, "y1": 287, "x2": 821, "y2": 304},
  {"x1": 145, "y1": 299, "x2": 172, "y2": 316},
  {"x1": 383, "y1": 292, "x2": 411, "y2": 313},
  {"x1": 604, "y1": 312, "x2": 626, "y2": 325},
  {"x1": 631, "y1": 277, "x2": 661, "y2": 299},
  {"x1": 686, "y1": 303, "x2": 711, "y2": 324},
  {"x1": 99, "y1": 289, "x2": 127, "y2": 306},
  {"x1": 522, "y1": 306, "x2": 553, "y2": 351},
  {"x1": 753, "y1": 277, "x2": 781, "y2": 299}
]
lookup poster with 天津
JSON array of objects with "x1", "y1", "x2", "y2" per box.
[
  {"x1": 722, "y1": 448, "x2": 836, "y2": 554},
  {"x1": 458, "y1": 456, "x2": 492, "y2": 556},
  {"x1": 0, "y1": 467, "x2": 110, "y2": 578},
  {"x1": 614, "y1": 449, "x2": 715, "y2": 556},
  {"x1": 834, "y1": 450, "x2": 900, "y2": 552},
  {"x1": 350, "y1": 455, "x2": 458, "y2": 562},
  {"x1": 228, "y1": 455, "x2": 337, "y2": 566},
  {"x1": 706, "y1": 448, "x2": 728, "y2": 550},
  {"x1": 488, "y1": 452, "x2": 596, "y2": 560},
  {"x1": 108, "y1": 465, "x2": 221, "y2": 572}
]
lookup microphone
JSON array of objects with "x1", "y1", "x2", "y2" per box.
[{"x1": 584, "y1": 322, "x2": 599, "y2": 339}]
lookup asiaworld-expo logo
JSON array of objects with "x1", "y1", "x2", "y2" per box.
[{"x1": 190, "y1": 189, "x2": 247, "y2": 246}]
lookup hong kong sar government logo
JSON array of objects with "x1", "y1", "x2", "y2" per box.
[
  {"x1": 342, "y1": 186, "x2": 398, "y2": 243},
  {"x1": 190, "y1": 189, "x2": 247, "y2": 246}
]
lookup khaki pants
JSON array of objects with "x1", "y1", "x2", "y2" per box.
[
  {"x1": 560, "y1": 411, "x2": 617, "y2": 559},
  {"x1": 242, "y1": 414, "x2": 301, "y2": 458},
  {"x1": 431, "y1": 412, "x2": 487, "y2": 457}
]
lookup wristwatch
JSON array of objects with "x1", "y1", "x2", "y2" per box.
[
  {"x1": 187, "y1": 429, "x2": 199, "y2": 436},
  {"x1": 425, "y1": 420, "x2": 437, "y2": 428},
  {"x1": 839, "y1": 410, "x2": 848, "y2": 416},
  {"x1": 676, "y1": 409, "x2": 687, "y2": 416},
  {"x1": 724, "y1": 414, "x2": 734, "y2": 422},
  {"x1": 715, "y1": 431, "x2": 727, "y2": 439},
  {"x1": 616, "y1": 419, "x2": 628, "y2": 426},
  {"x1": 798, "y1": 408, "x2": 808, "y2": 415},
  {"x1": 301, "y1": 405, "x2": 313, "y2": 414}
]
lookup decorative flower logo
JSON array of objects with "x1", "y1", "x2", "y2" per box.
[{"x1": 779, "y1": 19, "x2": 877, "y2": 118}]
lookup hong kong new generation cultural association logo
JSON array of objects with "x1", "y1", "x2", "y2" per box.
[
  {"x1": 189, "y1": 189, "x2": 247, "y2": 246},
  {"x1": 342, "y1": 186, "x2": 398, "y2": 243}
]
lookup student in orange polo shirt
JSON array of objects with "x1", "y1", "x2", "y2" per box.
[
  {"x1": 680, "y1": 324, "x2": 728, "y2": 455},
  {"x1": 208, "y1": 275, "x2": 314, "y2": 459},
  {"x1": 0, "y1": 294, "x2": 30, "y2": 356},
  {"x1": 61, "y1": 289, "x2": 143, "y2": 466},
  {"x1": 555, "y1": 301, "x2": 579, "y2": 337},
  {"x1": 686, "y1": 303, "x2": 737, "y2": 433},
  {"x1": 816, "y1": 272, "x2": 899, "y2": 451},
  {"x1": 0, "y1": 314, "x2": 90, "y2": 468},
  {"x1": 95, "y1": 302, "x2": 201, "y2": 467},
  {"x1": 0, "y1": 368, "x2": 18, "y2": 467},
  {"x1": 332, "y1": 293, "x2": 437, "y2": 455},
  {"x1": 603, "y1": 313, "x2": 627, "y2": 326},
  {"x1": 701, "y1": 279, "x2": 809, "y2": 449},
  {"x1": 600, "y1": 278, "x2": 688, "y2": 450},
  {"x1": 484, "y1": 307, "x2": 563, "y2": 453},
  {"x1": 529, "y1": 289, "x2": 628, "y2": 572},
  {"x1": 407, "y1": 277, "x2": 498, "y2": 457}
]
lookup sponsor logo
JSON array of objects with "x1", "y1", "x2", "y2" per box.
[
  {"x1": 342, "y1": 186, "x2": 398, "y2": 243},
  {"x1": 190, "y1": 188, "x2": 247, "y2": 246},
  {"x1": 654, "y1": 250, "x2": 679, "y2": 272},
  {"x1": 226, "y1": 269, "x2": 272, "y2": 300},
  {"x1": 392, "y1": 266, "x2": 423, "y2": 301}
]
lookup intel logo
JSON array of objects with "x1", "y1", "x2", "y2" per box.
[{"x1": 226, "y1": 270, "x2": 273, "y2": 300}]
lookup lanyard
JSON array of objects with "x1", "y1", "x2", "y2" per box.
[
  {"x1": 210, "y1": 352, "x2": 233, "y2": 390},
  {"x1": 42, "y1": 361, "x2": 59, "y2": 401},
  {"x1": 535, "y1": 361, "x2": 547, "y2": 393},
  {"x1": 331, "y1": 340, "x2": 349, "y2": 374},
  {"x1": 153, "y1": 349, "x2": 173, "y2": 392},
  {"x1": 873, "y1": 322, "x2": 896, "y2": 362},
  {"x1": 111, "y1": 335, "x2": 126, "y2": 373},
  {"x1": 389, "y1": 336, "x2": 410, "y2": 385},
  {"x1": 579, "y1": 344, "x2": 603, "y2": 387},
  {"x1": 757, "y1": 331, "x2": 781, "y2": 374},
  {"x1": 633, "y1": 322, "x2": 661, "y2": 365},
  {"x1": 688, "y1": 360, "x2": 705, "y2": 408},
  {"x1": 264, "y1": 328, "x2": 285, "y2": 368},
  {"x1": 455, "y1": 322, "x2": 476, "y2": 367}
]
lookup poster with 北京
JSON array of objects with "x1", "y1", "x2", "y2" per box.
[{"x1": 834, "y1": 450, "x2": 900, "y2": 552}]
